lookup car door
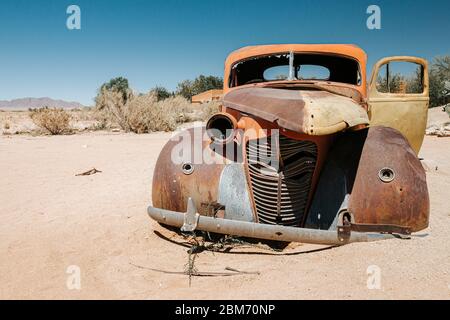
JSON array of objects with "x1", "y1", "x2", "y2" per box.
[{"x1": 368, "y1": 56, "x2": 429, "y2": 154}]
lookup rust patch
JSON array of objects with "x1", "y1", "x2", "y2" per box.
[{"x1": 223, "y1": 87, "x2": 307, "y2": 132}]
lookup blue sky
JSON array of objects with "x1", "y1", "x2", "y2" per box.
[{"x1": 0, "y1": 0, "x2": 449, "y2": 105}]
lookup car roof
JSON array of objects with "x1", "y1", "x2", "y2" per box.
[{"x1": 225, "y1": 44, "x2": 367, "y2": 67}]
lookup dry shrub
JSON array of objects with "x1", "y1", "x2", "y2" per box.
[
  {"x1": 29, "y1": 107, "x2": 72, "y2": 135},
  {"x1": 95, "y1": 89, "x2": 191, "y2": 133},
  {"x1": 200, "y1": 101, "x2": 221, "y2": 121},
  {"x1": 90, "y1": 112, "x2": 111, "y2": 131},
  {"x1": 127, "y1": 94, "x2": 190, "y2": 133},
  {"x1": 70, "y1": 108, "x2": 95, "y2": 121},
  {"x1": 177, "y1": 101, "x2": 222, "y2": 123},
  {"x1": 95, "y1": 88, "x2": 133, "y2": 130}
]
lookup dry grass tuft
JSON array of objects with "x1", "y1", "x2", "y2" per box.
[{"x1": 29, "y1": 107, "x2": 72, "y2": 135}]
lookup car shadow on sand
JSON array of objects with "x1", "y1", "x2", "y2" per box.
[{"x1": 153, "y1": 230, "x2": 337, "y2": 256}]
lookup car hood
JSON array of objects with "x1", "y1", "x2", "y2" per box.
[{"x1": 222, "y1": 87, "x2": 369, "y2": 135}]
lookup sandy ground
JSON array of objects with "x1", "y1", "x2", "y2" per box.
[
  {"x1": 427, "y1": 106, "x2": 450, "y2": 128},
  {"x1": 0, "y1": 130, "x2": 449, "y2": 300}
]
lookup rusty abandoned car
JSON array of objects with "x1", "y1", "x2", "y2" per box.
[{"x1": 148, "y1": 44, "x2": 430, "y2": 245}]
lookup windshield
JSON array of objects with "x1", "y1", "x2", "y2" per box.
[{"x1": 229, "y1": 52, "x2": 361, "y2": 87}]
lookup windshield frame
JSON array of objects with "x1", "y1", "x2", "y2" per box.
[{"x1": 229, "y1": 51, "x2": 362, "y2": 88}]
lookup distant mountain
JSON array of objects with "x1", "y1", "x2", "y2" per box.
[{"x1": 0, "y1": 97, "x2": 86, "y2": 110}]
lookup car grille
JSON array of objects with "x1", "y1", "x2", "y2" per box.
[{"x1": 246, "y1": 134, "x2": 317, "y2": 226}]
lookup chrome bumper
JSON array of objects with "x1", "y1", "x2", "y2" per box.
[{"x1": 147, "y1": 199, "x2": 396, "y2": 246}]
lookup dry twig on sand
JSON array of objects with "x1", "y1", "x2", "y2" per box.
[
  {"x1": 129, "y1": 262, "x2": 259, "y2": 277},
  {"x1": 75, "y1": 168, "x2": 102, "y2": 176}
]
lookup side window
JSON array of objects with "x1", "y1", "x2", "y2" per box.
[{"x1": 376, "y1": 61, "x2": 424, "y2": 94}]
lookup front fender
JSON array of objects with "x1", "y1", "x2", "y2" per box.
[
  {"x1": 152, "y1": 127, "x2": 225, "y2": 214},
  {"x1": 152, "y1": 127, "x2": 254, "y2": 222},
  {"x1": 306, "y1": 126, "x2": 429, "y2": 232},
  {"x1": 349, "y1": 126, "x2": 429, "y2": 232}
]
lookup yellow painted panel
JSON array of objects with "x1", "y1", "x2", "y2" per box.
[{"x1": 368, "y1": 56, "x2": 429, "y2": 154}]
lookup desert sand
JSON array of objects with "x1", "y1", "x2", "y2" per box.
[{"x1": 0, "y1": 130, "x2": 449, "y2": 300}]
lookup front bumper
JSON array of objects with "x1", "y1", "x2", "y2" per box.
[{"x1": 147, "y1": 199, "x2": 396, "y2": 246}]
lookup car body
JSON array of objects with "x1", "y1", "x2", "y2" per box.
[{"x1": 148, "y1": 44, "x2": 430, "y2": 245}]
